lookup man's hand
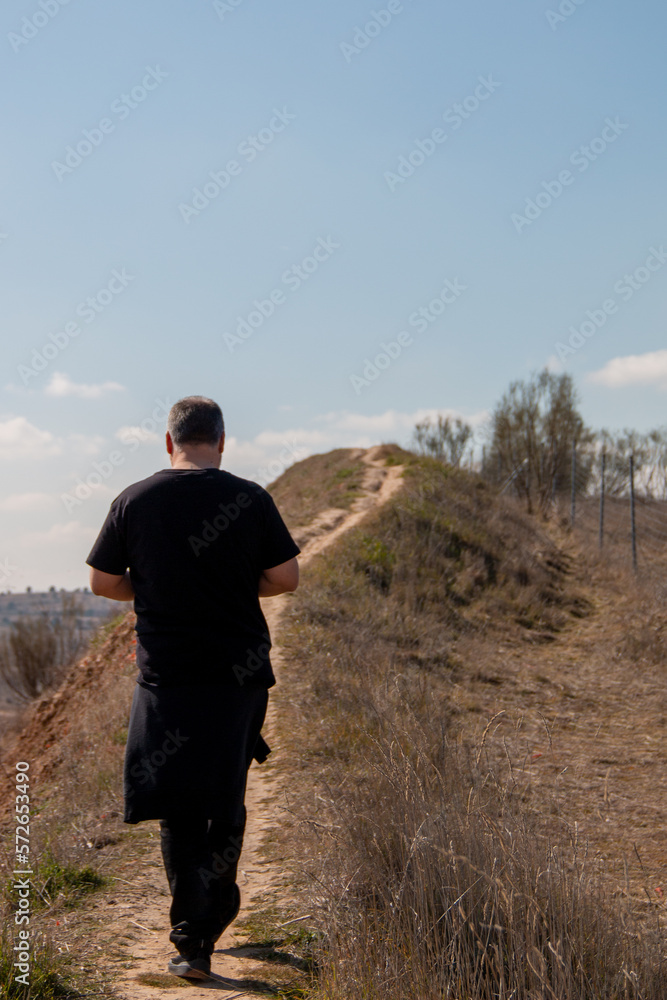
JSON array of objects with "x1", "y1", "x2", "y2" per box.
[
  {"x1": 89, "y1": 567, "x2": 135, "y2": 602},
  {"x1": 258, "y1": 557, "x2": 299, "y2": 597}
]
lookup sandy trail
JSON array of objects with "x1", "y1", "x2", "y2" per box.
[{"x1": 105, "y1": 447, "x2": 403, "y2": 998}]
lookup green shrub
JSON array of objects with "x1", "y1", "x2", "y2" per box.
[
  {"x1": 31, "y1": 853, "x2": 107, "y2": 910},
  {"x1": 0, "y1": 927, "x2": 82, "y2": 999}
]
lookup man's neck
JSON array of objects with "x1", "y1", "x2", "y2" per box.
[
  {"x1": 170, "y1": 451, "x2": 221, "y2": 470},
  {"x1": 170, "y1": 460, "x2": 219, "y2": 470}
]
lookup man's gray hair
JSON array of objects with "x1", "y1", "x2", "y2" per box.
[{"x1": 167, "y1": 396, "x2": 224, "y2": 447}]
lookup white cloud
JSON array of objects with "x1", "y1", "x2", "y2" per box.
[
  {"x1": 587, "y1": 350, "x2": 667, "y2": 389},
  {"x1": 45, "y1": 372, "x2": 125, "y2": 399},
  {"x1": 115, "y1": 425, "x2": 161, "y2": 445},
  {"x1": 316, "y1": 407, "x2": 489, "y2": 437},
  {"x1": 61, "y1": 481, "x2": 116, "y2": 503},
  {"x1": 0, "y1": 492, "x2": 58, "y2": 512},
  {"x1": 0, "y1": 416, "x2": 106, "y2": 462},
  {"x1": 67, "y1": 432, "x2": 107, "y2": 455},
  {"x1": 223, "y1": 407, "x2": 489, "y2": 483},
  {"x1": 0, "y1": 416, "x2": 61, "y2": 460},
  {"x1": 19, "y1": 521, "x2": 97, "y2": 548}
]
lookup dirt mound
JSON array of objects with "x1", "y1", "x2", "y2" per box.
[{"x1": 0, "y1": 612, "x2": 136, "y2": 824}]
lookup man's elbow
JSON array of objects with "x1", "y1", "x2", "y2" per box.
[
  {"x1": 89, "y1": 567, "x2": 122, "y2": 599},
  {"x1": 285, "y1": 560, "x2": 299, "y2": 592},
  {"x1": 263, "y1": 558, "x2": 299, "y2": 594},
  {"x1": 273, "y1": 571, "x2": 299, "y2": 595}
]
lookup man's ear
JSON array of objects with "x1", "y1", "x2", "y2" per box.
[
  {"x1": 166, "y1": 431, "x2": 174, "y2": 455},
  {"x1": 218, "y1": 432, "x2": 225, "y2": 455}
]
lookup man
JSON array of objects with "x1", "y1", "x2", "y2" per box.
[{"x1": 86, "y1": 396, "x2": 300, "y2": 981}]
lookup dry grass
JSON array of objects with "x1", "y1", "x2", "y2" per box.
[
  {"x1": 2, "y1": 451, "x2": 667, "y2": 997},
  {"x1": 270, "y1": 457, "x2": 667, "y2": 998},
  {"x1": 306, "y1": 727, "x2": 663, "y2": 999},
  {"x1": 511, "y1": 510, "x2": 667, "y2": 890},
  {"x1": 570, "y1": 494, "x2": 667, "y2": 597},
  {"x1": 268, "y1": 446, "x2": 411, "y2": 534},
  {"x1": 0, "y1": 611, "x2": 140, "y2": 999}
]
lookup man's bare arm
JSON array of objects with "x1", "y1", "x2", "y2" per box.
[
  {"x1": 89, "y1": 567, "x2": 135, "y2": 602},
  {"x1": 258, "y1": 557, "x2": 299, "y2": 597}
]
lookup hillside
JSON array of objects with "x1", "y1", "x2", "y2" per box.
[
  {"x1": 0, "y1": 590, "x2": 118, "y2": 725},
  {"x1": 272, "y1": 457, "x2": 667, "y2": 997},
  {"x1": 1, "y1": 447, "x2": 665, "y2": 998},
  {"x1": 276, "y1": 455, "x2": 667, "y2": 853}
]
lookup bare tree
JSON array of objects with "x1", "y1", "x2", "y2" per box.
[
  {"x1": 0, "y1": 592, "x2": 87, "y2": 702},
  {"x1": 488, "y1": 369, "x2": 591, "y2": 512},
  {"x1": 591, "y1": 427, "x2": 667, "y2": 499},
  {"x1": 412, "y1": 415, "x2": 473, "y2": 467}
]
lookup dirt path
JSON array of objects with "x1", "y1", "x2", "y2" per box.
[{"x1": 104, "y1": 447, "x2": 404, "y2": 998}]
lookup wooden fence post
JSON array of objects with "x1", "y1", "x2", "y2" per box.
[
  {"x1": 570, "y1": 438, "x2": 576, "y2": 528},
  {"x1": 599, "y1": 451, "x2": 606, "y2": 549},
  {"x1": 629, "y1": 453, "x2": 638, "y2": 573}
]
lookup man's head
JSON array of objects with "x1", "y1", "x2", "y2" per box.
[{"x1": 166, "y1": 396, "x2": 225, "y2": 469}]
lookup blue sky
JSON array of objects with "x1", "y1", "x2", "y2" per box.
[{"x1": 1, "y1": 0, "x2": 666, "y2": 590}]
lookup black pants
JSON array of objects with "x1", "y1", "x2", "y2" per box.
[
  {"x1": 159, "y1": 812, "x2": 246, "y2": 956},
  {"x1": 146, "y1": 684, "x2": 270, "y2": 956}
]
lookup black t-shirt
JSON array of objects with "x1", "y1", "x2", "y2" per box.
[{"x1": 86, "y1": 468, "x2": 300, "y2": 688}]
